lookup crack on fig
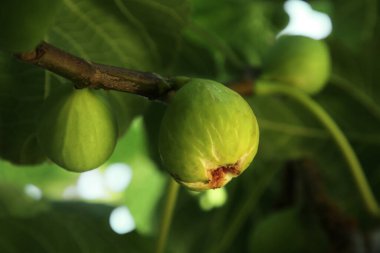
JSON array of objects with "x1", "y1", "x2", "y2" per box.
[{"x1": 208, "y1": 163, "x2": 240, "y2": 189}]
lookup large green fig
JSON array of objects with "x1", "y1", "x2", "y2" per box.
[
  {"x1": 249, "y1": 208, "x2": 328, "y2": 253},
  {"x1": 261, "y1": 35, "x2": 331, "y2": 94},
  {"x1": 0, "y1": 0, "x2": 62, "y2": 52},
  {"x1": 37, "y1": 87, "x2": 118, "y2": 172},
  {"x1": 159, "y1": 79, "x2": 259, "y2": 190}
]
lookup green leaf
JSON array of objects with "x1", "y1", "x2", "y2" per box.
[
  {"x1": 0, "y1": 53, "x2": 47, "y2": 165},
  {"x1": 325, "y1": 0, "x2": 378, "y2": 51},
  {"x1": 0, "y1": 0, "x2": 62, "y2": 52},
  {"x1": 109, "y1": 119, "x2": 166, "y2": 235},
  {"x1": 48, "y1": 0, "x2": 190, "y2": 71},
  {"x1": 189, "y1": 0, "x2": 288, "y2": 68},
  {"x1": 0, "y1": 187, "x2": 153, "y2": 253}
]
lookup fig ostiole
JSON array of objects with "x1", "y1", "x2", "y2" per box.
[
  {"x1": 158, "y1": 78, "x2": 259, "y2": 191},
  {"x1": 37, "y1": 87, "x2": 118, "y2": 172},
  {"x1": 261, "y1": 35, "x2": 331, "y2": 95}
]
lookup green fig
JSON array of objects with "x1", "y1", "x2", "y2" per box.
[
  {"x1": 0, "y1": 0, "x2": 62, "y2": 52},
  {"x1": 37, "y1": 87, "x2": 118, "y2": 172},
  {"x1": 158, "y1": 78, "x2": 259, "y2": 190},
  {"x1": 143, "y1": 102, "x2": 167, "y2": 167},
  {"x1": 249, "y1": 208, "x2": 328, "y2": 253},
  {"x1": 0, "y1": 130, "x2": 46, "y2": 166},
  {"x1": 262, "y1": 35, "x2": 331, "y2": 94}
]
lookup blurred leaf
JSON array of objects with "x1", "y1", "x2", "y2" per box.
[
  {"x1": 189, "y1": 0, "x2": 288, "y2": 68},
  {"x1": 106, "y1": 90, "x2": 149, "y2": 137},
  {"x1": 325, "y1": 0, "x2": 377, "y2": 51},
  {"x1": 119, "y1": 0, "x2": 190, "y2": 71},
  {"x1": 0, "y1": 187, "x2": 153, "y2": 253},
  {"x1": 49, "y1": 0, "x2": 190, "y2": 71},
  {"x1": 0, "y1": 0, "x2": 62, "y2": 52},
  {"x1": 168, "y1": 29, "x2": 219, "y2": 78},
  {"x1": 0, "y1": 159, "x2": 78, "y2": 198},
  {"x1": 0, "y1": 183, "x2": 49, "y2": 218},
  {"x1": 0, "y1": 53, "x2": 48, "y2": 165},
  {"x1": 109, "y1": 119, "x2": 166, "y2": 235}
]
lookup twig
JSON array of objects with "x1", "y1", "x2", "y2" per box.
[{"x1": 15, "y1": 42, "x2": 172, "y2": 100}]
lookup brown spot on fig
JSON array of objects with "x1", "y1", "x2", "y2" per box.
[{"x1": 209, "y1": 163, "x2": 240, "y2": 189}]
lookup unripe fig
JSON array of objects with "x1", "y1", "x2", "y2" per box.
[
  {"x1": 143, "y1": 102, "x2": 167, "y2": 167},
  {"x1": 262, "y1": 35, "x2": 331, "y2": 94},
  {"x1": 249, "y1": 208, "x2": 328, "y2": 253},
  {"x1": 37, "y1": 87, "x2": 118, "y2": 172},
  {"x1": 158, "y1": 79, "x2": 259, "y2": 190},
  {"x1": 0, "y1": 132, "x2": 46, "y2": 165}
]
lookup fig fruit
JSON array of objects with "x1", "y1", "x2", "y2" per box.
[
  {"x1": 158, "y1": 78, "x2": 259, "y2": 190},
  {"x1": 262, "y1": 35, "x2": 331, "y2": 94},
  {"x1": 37, "y1": 87, "x2": 118, "y2": 172},
  {"x1": 143, "y1": 102, "x2": 167, "y2": 167},
  {"x1": 249, "y1": 208, "x2": 328, "y2": 253},
  {"x1": 0, "y1": 0, "x2": 62, "y2": 52},
  {"x1": 0, "y1": 131, "x2": 46, "y2": 165}
]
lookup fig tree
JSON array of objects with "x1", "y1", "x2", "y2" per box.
[
  {"x1": 37, "y1": 87, "x2": 118, "y2": 172},
  {"x1": 158, "y1": 78, "x2": 259, "y2": 190},
  {"x1": 261, "y1": 35, "x2": 331, "y2": 94}
]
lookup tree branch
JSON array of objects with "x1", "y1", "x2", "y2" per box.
[{"x1": 15, "y1": 42, "x2": 172, "y2": 100}]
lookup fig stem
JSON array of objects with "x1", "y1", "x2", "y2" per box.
[
  {"x1": 155, "y1": 178, "x2": 180, "y2": 253},
  {"x1": 15, "y1": 42, "x2": 174, "y2": 100},
  {"x1": 255, "y1": 81, "x2": 380, "y2": 217}
]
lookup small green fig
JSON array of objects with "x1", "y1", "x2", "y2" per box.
[
  {"x1": 249, "y1": 208, "x2": 328, "y2": 253},
  {"x1": 262, "y1": 35, "x2": 331, "y2": 94},
  {"x1": 0, "y1": 131, "x2": 46, "y2": 165},
  {"x1": 143, "y1": 102, "x2": 167, "y2": 167},
  {"x1": 37, "y1": 87, "x2": 118, "y2": 172},
  {"x1": 158, "y1": 78, "x2": 259, "y2": 190}
]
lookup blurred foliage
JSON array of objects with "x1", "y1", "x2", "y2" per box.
[{"x1": 1, "y1": 0, "x2": 380, "y2": 252}]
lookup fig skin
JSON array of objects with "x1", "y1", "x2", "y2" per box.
[
  {"x1": 158, "y1": 78, "x2": 259, "y2": 191},
  {"x1": 37, "y1": 88, "x2": 118, "y2": 172},
  {"x1": 262, "y1": 35, "x2": 331, "y2": 95}
]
